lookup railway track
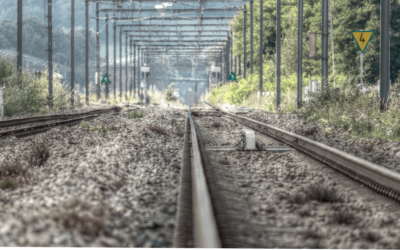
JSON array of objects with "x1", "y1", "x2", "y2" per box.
[
  {"x1": 175, "y1": 104, "x2": 400, "y2": 248},
  {"x1": 205, "y1": 102, "x2": 400, "y2": 202},
  {"x1": 0, "y1": 106, "x2": 139, "y2": 139}
]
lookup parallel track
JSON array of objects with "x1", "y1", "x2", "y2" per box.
[
  {"x1": 204, "y1": 103, "x2": 400, "y2": 203},
  {"x1": 0, "y1": 107, "x2": 138, "y2": 139}
]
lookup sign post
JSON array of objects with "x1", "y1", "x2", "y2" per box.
[
  {"x1": 351, "y1": 30, "x2": 374, "y2": 90},
  {"x1": 227, "y1": 71, "x2": 237, "y2": 81},
  {"x1": 101, "y1": 73, "x2": 111, "y2": 84},
  {"x1": 0, "y1": 82, "x2": 4, "y2": 116}
]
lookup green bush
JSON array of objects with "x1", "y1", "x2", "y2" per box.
[
  {"x1": 1, "y1": 54, "x2": 69, "y2": 117},
  {"x1": 208, "y1": 60, "x2": 303, "y2": 110},
  {"x1": 165, "y1": 83, "x2": 178, "y2": 102},
  {"x1": 127, "y1": 111, "x2": 143, "y2": 119},
  {"x1": 80, "y1": 120, "x2": 89, "y2": 129}
]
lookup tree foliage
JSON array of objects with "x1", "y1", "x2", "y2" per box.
[
  {"x1": 230, "y1": 0, "x2": 400, "y2": 85},
  {"x1": 0, "y1": 17, "x2": 97, "y2": 67}
]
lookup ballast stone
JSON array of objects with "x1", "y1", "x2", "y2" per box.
[{"x1": 243, "y1": 129, "x2": 256, "y2": 150}]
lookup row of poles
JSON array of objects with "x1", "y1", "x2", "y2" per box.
[
  {"x1": 15, "y1": 0, "x2": 391, "y2": 110},
  {"x1": 231, "y1": 0, "x2": 390, "y2": 110}
]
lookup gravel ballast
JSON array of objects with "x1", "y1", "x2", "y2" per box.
[
  {"x1": 0, "y1": 106, "x2": 185, "y2": 247},
  {"x1": 194, "y1": 109, "x2": 400, "y2": 248},
  {"x1": 217, "y1": 103, "x2": 400, "y2": 173}
]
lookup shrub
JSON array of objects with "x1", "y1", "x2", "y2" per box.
[
  {"x1": 0, "y1": 54, "x2": 69, "y2": 117},
  {"x1": 89, "y1": 125, "x2": 118, "y2": 133},
  {"x1": 52, "y1": 198, "x2": 107, "y2": 237},
  {"x1": 290, "y1": 184, "x2": 343, "y2": 204},
  {"x1": 127, "y1": 111, "x2": 143, "y2": 119},
  {"x1": 28, "y1": 143, "x2": 50, "y2": 167},
  {"x1": 165, "y1": 83, "x2": 178, "y2": 102},
  {"x1": 0, "y1": 161, "x2": 31, "y2": 189},
  {"x1": 330, "y1": 210, "x2": 357, "y2": 225},
  {"x1": 80, "y1": 120, "x2": 89, "y2": 129}
]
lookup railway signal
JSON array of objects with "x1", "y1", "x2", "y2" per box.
[
  {"x1": 101, "y1": 73, "x2": 111, "y2": 84},
  {"x1": 351, "y1": 30, "x2": 374, "y2": 89},
  {"x1": 227, "y1": 72, "x2": 237, "y2": 81}
]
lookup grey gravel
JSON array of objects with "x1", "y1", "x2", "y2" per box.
[
  {"x1": 217, "y1": 103, "x2": 400, "y2": 173},
  {"x1": 0, "y1": 105, "x2": 186, "y2": 247},
  {"x1": 195, "y1": 104, "x2": 400, "y2": 248}
]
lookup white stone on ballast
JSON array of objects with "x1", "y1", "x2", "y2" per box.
[{"x1": 243, "y1": 129, "x2": 256, "y2": 150}]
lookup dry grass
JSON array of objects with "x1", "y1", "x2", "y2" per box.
[
  {"x1": 211, "y1": 122, "x2": 221, "y2": 128},
  {"x1": 28, "y1": 142, "x2": 50, "y2": 167},
  {"x1": 217, "y1": 156, "x2": 230, "y2": 165},
  {"x1": 303, "y1": 230, "x2": 322, "y2": 239},
  {"x1": 0, "y1": 161, "x2": 31, "y2": 190},
  {"x1": 147, "y1": 124, "x2": 168, "y2": 135},
  {"x1": 330, "y1": 210, "x2": 357, "y2": 225},
  {"x1": 113, "y1": 106, "x2": 123, "y2": 113},
  {"x1": 52, "y1": 198, "x2": 107, "y2": 237},
  {"x1": 361, "y1": 231, "x2": 381, "y2": 243},
  {"x1": 290, "y1": 184, "x2": 343, "y2": 204}
]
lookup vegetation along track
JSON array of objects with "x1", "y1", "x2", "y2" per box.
[
  {"x1": 0, "y1": 106, "x2": 137, "y2": 138},
  {"x1": 180, "y1": 105, "x2": 400, "y2": 248}
]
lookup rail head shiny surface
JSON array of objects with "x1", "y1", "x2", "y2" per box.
[
  {"x1": 222, "y1": 110, "x2": 400, "y2": 192},
  {"x1": 189, "y1": 109, "x2": 221, "y2": 248}
]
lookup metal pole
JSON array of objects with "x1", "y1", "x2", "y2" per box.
[
  {"x1": 138, "y1": 45, "x2": 141, "y2": 102},
  {"x1": 243, "y1": 4, "x2": 247, "y2": 79},
  {"x1": 106, "y1": 14, "x2": 109, "y2": 99},
  {"x1": 96, "y1": 2, "x2": 100, "y2": 101},
  {"x1": 48, "y1": 0, "x2": 53, "y2": 106},
  {"x1": 250, "y1": 0, "x2": 254, "y2": 75},
  {"x1": 125, "y1": 34, "x2": 128, "y2": 100},
  {"x1": 322, "y1": 0, "x2": 328, "y2": 90},
  {"x1": 259, "y1": 0, "x2": 263, "y2": 94},
  {"x1": 17, "y1": 0, "x2": 23, "y2": 72},
  {"x1": 71, "y1": 0, "x2": 75, "y2": 107},
  {"x1": 220, "y1": 52, "x2": 223, "y2": 83},
  {"x1": 134, "y1": 43, "x2": 136, "y2": 98},
  {"x1": 297, "y1": 0, "x2": 303, "y2": 108},
  {"x1": 329, "y1": 0, "x2": 336, "y2": 88},
  {"x1": 380, "y1": 0, "x2": 390, "y2": 110},
  {"x1": 276, "y1": 0, "x2": 281, "y2": 107},
  {"x1": 228, "y1": 41, "x2": 230, "y2": 80},
  {"x1": 119, "y1": 27, "x2": 122, "y2": 98},
  {"x1": 113, "y1": 22, "x2": 116, "y2": 98},
  {"x1": 230, "y1": 32, "x2": 233, "y2": 73},
  {"x1": 235, "y1": 56, "x2": 237, "y2": 73},
  {"x1": 85, "y1": 0, "x2": 89, "y2": 105},
  {"x1": 360, "y1": 52, "x2": 363, "y2": 88},
  {"x1": 130, "y1": 39, "x2": 132, "y2": 98},
  {"x1": 220, "y1": 51, "x2": 223, "y2": 84},
  {"x1": 239, "y1": 54, "x2": 241, "y2": 76}
]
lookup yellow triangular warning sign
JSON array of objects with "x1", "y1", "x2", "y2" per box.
[{"x1": 351, "y1": 31, "x2": 374, "y2": 53}]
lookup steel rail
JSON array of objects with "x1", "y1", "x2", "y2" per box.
[
  {"x1": 215, "y1": 106, "x2": 400, "y2": 202},
  {"x1": 1, "y1": 115, "x2": 100, "y2": 139},
  {"x1": 0, "y1": 108, "x2": 137, "y2": 139},
  {"x1": 189, "y1": 108, "x2": 221, "y2": 248},
  {"x1": 174, "y1": 117, "x2": 193, "y2": 247},
  {"x1": 0, "y1": 107, "x2": 118, "y2": 129}
]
